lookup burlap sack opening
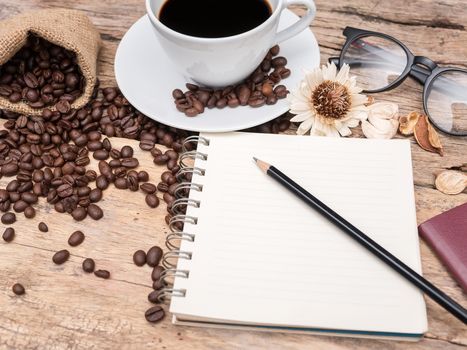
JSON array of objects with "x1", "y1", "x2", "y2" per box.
[{"x1": 0, "y1": 8, "x2": 101, "y2": 116}]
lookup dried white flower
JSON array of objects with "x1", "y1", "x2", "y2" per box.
[
  {"x1": 288, "y1": 63, "x2": 368, "y2": 137},
  {"x1": 361, "y1": 102, "x2": 400, "y2": 139}
]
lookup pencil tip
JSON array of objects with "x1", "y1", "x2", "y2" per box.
[{"x1": 253, "y1": 157, "x2": 270, "y2": 173}]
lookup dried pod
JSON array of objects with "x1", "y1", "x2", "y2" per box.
[
  {"x1": 435, "y1": 171, "x2": 467, "y2": 195},
  {"x1": 362, "y1": 102, "x2": 399, "y2": 139},
  {"x1": 427, "y1": 122, "x2": 443, "y2": 156},
  {"x1": 413, "y1": 115, "x2": 442, "y2": 156},
  {"x1": 365, "y1": 96, "x2": 375, "y2": 106},
  {"x1": 399, "y1": 111, "x2": 421, "y2": 136}
]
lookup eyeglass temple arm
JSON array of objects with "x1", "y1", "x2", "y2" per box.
[{"x1": 329, "y1": 56, "x2": 432, "y2": 84}]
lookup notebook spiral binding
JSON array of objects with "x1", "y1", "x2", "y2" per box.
[{"x1": 157, "y1": 135, "x2": 210, "y2": 303}]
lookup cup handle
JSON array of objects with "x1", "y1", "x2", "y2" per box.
[{"x1": 274, "y1": 0, "x2": 316, "y2": 44}]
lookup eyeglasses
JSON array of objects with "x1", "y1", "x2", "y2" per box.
[{"x1": 329, "y1": 27, "x2": 467, "y2": 136}]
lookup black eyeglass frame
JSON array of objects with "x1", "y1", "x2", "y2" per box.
[{"x1": 329, "y1": 27, "x2": 467, "y2": 136}]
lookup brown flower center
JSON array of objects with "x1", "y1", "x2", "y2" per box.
[{"x1": 311, "y1": 80, "x2": 351, "y2": 120}]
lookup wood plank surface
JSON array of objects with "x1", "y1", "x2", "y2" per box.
[{"x1": 0, "y1": 0, "x2": 466, "y2": 349}]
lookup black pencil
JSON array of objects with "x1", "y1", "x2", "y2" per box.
[{"x1": 253, "y1": 157, "x2": 467, "y2": 324}]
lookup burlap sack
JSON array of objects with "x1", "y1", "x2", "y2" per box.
[{"x1": 0, "y1": 8, "x2": 101, "y2": 115}]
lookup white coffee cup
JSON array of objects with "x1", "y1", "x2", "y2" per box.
[{"x1": 145, "y1": 0, "x2": 316, "y2": 87}]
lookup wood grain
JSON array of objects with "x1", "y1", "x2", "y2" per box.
[{"x1": 0, "y1": 0, "x2": 466, "y2": 349}]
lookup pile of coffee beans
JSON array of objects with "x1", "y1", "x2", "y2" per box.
[
  {"x1": 1, "y1": 78, "x2": 291, "y2": 324},
  {"x1": 0, "y1": 34, "x2": 85, "y2": 108},
  {"x1": 172, "y1": 45, "x2": 290, "y2": 117}
]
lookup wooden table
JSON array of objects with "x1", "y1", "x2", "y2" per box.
[{"x1": 0, "y1": 0, "x2": 466, "y2": 349}]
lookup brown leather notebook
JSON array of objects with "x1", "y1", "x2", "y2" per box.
[{"x1": 419, "y1": 202, "x2": 467, "y2": 293}]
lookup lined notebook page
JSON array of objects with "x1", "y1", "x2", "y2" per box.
[{"x1": 171, "y1": 133, "x2": 427, "y2": 334}]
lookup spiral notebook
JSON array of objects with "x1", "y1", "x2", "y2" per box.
[{"x1": 163, "y1": 132, "x2": 427, "y2": 340}]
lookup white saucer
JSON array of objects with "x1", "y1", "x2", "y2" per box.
[{"x1": 115, "y1": 11, "x2": 320, "y2": 132}]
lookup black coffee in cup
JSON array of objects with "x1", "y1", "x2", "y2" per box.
[{"x1": 159, "y1": 0, "x2": 272, "y2": 38}]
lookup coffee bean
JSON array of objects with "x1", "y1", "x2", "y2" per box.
[
  {"x1": 2, "y1": 163, "x2": 19, "y2": 176},
  {"x1": 13, "y1": 200, "x2": 28, "y2": 213},
  {"x1": 114, "y1": 177, "x2": 128, "y2": 189},
  {"x1": 145, "y1": 194, "x2": 160, "y2": 208},
  {"x1": 94, "y1": 269, "x2": 110, "y2": 279},
  {"x1": 109, "y1": 148, "x2": 121, "y2": 159},
  {"x1": 87, "y1": 140, "x2": 102, "y2": 151},
  {"x1": 157, "y1": 182, "x2": 169, "y2": 192},
  {"x1": 140, "y1": 183, "x2": 157, "y2": 194},
  {"x1": 163, "y1": 193, "x2": 175, "y2": 207},
  {"x1": 127, "y1": 175, "x2": 139, "y2": 191},
  {"x1": 98, "y1": 160, "x2": 111, "y2": 176},
  {"x1": 248, "y1": 98, "x2": 266, "y2": 108},
  {"x1": 172, "y1": 89, "x2": 184, "y2": 99},
  {"x1": 24, "y1": 206, "x2": 36, "y2": 218},
  {"x1": 2, "y1": 227, "x2": 15, "y2": 242},
  {"x1": 161, "y1": 171, "x2": 176, "y2": 185},
  {"x1": 71, "y1": 207, "x2": 87, "y2": 221},
  {"x1": 57, "y1": 183, "x2": 73, "y2": 198},
  {"x1": 121, "y1": 158, "x2": 139, "y2": 168},
  {"x1": 12, "y1": 283, "x2": 25, "y2": 295},
  {"x1": 0, "y1": 189, "x2": 9, "y2": 203},
  {"x1": 96, "y1": 175, "x2": 109, "y2": 190},
  {"x1": 153, "y1": 154, "x2": 169, "y2": 165},
  {"x1": 271, "y1": 56, "x2": 287, "y2": 68},
  {"x1": 270, "y1": 45, "x2": 280, "y2": 56},
  {"x1": 38, "y1": 222, "x2": 48, "y2": 232},
  {"x1": 139, "y1": 139, "x2": 155, "y2": 151},
  {"x1": 89, "y1": 188, "x2": 102, "y2": 202},
  {"x1": 93, "y1": 149, "x2": 109, "y2": 160},
  {"x1": 146, "y1": 246, "x2": 163, "y2": 267},
  {"x1": 138, "y1": 171, "x2": 149, "y2": 182},
  {"x1": 151, "y1": 265, "x2": 165, "y2": 281},
  {"x1": 133, "y1": 250, "x2": 147, "y2": 266},
  {"x1": 153, "y1": 279, "x2": 165, "y2": 290},
  {"x1": 145, "y1": 306, "x2": 165, "y2": 323},
  {"x1": 148, "y1": 290, "x2": 162, "y2": 304},
  {"x1": 21, "y1": 192, "x2": 38, "y2": 204},
  {"x1": 55, "y1": 100, "x2": 71, "y2": 114},
  {"x1": 87, "y1": 204, "x2": 103, "y2": 220},
  {"x1": 68, "y1": 230, "x2": 85, "y2": 246},
  {"x1": 52, "y1": 249, "x2": 70, "y2": 265},
  {"x1": 120, "y1": 145, "x2": 133, "y2": 158},
  {"x1": 82, "y1": 258, "x2": 95, "y2": 273},
  {"x1": 1, "y1": 212, "x2": 16, "y2": 224}
]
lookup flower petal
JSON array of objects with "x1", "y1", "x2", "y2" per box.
[
  {"x1": 290, "y1": 110, "x2": 314, "y2": 122},
  {"x1": 344, "y1": 118, "x2": 360, "y2": 128},
  {"x1": 337, "y1": 123, "x2": 352, "y2": 137},
  {"x1": 351, "y1": 93, "x2": 369, "y2": 106},
  {"x1": 335, "y1": 63, "x2": 350, "y2": 84},
  {"x1": 296, "y1": 118, "x2": 314, "y2": 135},
  {"x1": 322, "y1": 62, "x2": 337, "y2": 81},
  {"x1": 304, "y1": 68, "x2": 323, "y2": 90}
]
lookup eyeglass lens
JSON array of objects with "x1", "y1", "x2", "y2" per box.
[
  {"x1": 427, "y1": 70, "x2": 467, "y2": 135},
  {"x1": 342, "y1": 35, "x2": 407, "y2": 91}
]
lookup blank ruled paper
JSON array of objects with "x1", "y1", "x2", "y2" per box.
[{"x1": 170, "y1": 133, "x2": 427, "y2": 335}]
